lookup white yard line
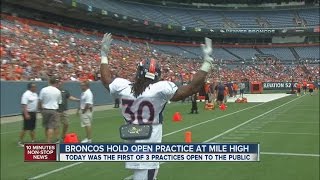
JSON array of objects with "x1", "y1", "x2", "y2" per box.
[
  {"x1": 162, "y1": 103, "x2": 264, "y2": 137},
  {"x1": 202, "y1": 96, "x2": 302, "y2": 143}
]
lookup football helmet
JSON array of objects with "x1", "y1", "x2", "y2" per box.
[{"x1": 136, "y1": 58, "x2": 161, "y2": 81}]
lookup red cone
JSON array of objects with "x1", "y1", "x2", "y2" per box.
[
  {"x1": 172, "y1": 112, "x2": 182, "y2": 122},
  {"x1": 219, "y1": 104, "x2": 227, "y2": 111},
  {"x1": 64, "y1": 133, "x2": 79, "y2": 143}
]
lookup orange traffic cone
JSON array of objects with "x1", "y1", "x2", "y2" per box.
[
  {"x1": 185, "y1": 131, "x2": 192, "y2": 143},
  {"x1": 207, "y1": 103, "x2": 214, "y2": 110},
  {"x1": 172, "y1": 112, "x2": 182, "y2": 122},
  {"x1": 64, "y1": 133, "x2": 79, "y2": 143}
]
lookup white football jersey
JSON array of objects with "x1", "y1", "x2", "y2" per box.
[{"x1": 109, "y1": 78, "x2": 178, "y2": 125}]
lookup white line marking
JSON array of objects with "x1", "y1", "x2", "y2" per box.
[
  {"x1": 28, "y1": 103, "x2": 266, "y2": 179},
  {"x1": 162, "y1": 103, "x2": 265, "y2": 137},
  {"x1": 261, "y1": 152, "x2": 320, "y2": 157},
  {"x1": 239, "y1": 131, "x2": 319, "y2": 136},
  {"x1": 203, "y1": 96, "x2": 302, "y2": 143}
]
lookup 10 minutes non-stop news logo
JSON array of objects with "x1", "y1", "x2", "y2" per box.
[{"x1": 24, "y1": 144, "x2": 57, "y2": 161}]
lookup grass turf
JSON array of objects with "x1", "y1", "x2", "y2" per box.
[{"x1": 1, "y1": 93, "x2": 319, "y2": 180}]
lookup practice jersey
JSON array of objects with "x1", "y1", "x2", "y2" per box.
[
  {"x1": 303, "y1": 81, "x2": 307, "y2": 87},
  {"x1": 296, "y1": 83, "x2": 301, "y2": 89},
  {"x1": 309, "y1": 83, "x2": 314, "y2": 89},
  {"x1": 109, "y1": 78, "x2": 178, "y2": 125}
]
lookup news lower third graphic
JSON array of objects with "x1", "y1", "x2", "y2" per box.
[
  {"x1": 24, "y1": 144, "x2": 57, "y2": 161},
  {"x1": 24, "y1": 143, "x2": 260, "y2": 162}
]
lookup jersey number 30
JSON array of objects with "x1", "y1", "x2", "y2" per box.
[{"x1": 122, "y1": 99, "x2": 155, "y2": 124}]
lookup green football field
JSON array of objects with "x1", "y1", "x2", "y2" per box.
[{"x1": 1, "y1": 93, "x2": 319, "y2": 180}]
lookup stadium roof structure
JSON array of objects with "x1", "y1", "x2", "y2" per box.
[
  {"x1": 2, "y1": 0, "x2": 319, "y2": 42},
  {"x1": 123, "y1": 0, "x2": 317, "y2": 5}
]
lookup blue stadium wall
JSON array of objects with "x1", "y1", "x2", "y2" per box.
[{"x1": 0, "y1": 81, "x2": 114, "y2": 117}]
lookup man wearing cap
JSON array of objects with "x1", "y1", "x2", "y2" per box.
[
  {"x1": 39, "y1": 77, "x2": 62, "y2": 143},
  {"x1": 18, "y1": 82, "x2": 39, "y2": 147}
]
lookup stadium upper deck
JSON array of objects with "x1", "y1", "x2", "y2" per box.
[{"x1": 77, "y1": 0, "x2": 319, "y2": 28}]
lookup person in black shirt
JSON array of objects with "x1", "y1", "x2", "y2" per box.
[
  {"x1": 114, "y1": 98, "x2": 120, "y2": 108},
  {"x1": 227, "y1": 81, "x2": 233, "y2": 97},
  {"x1": 57, "y1": 81, "x2": 80, "y2": 141},
  {"x1": 190, "y1": 93, "x2": 198, "y2": 114},
  {"x1": 215, "y1": 82, "x2": 225, "y2": 106}
]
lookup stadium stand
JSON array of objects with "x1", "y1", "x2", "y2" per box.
[
  {"x1": 0, "y1": 16, "x2": 319, "y2": 83},
  {"x1": 225, "y1": 48, "x2": 259, "y2": 60},
  {"x1": 76, "y1": 0, "x2": 319, "y2": 28},
  {"x1": 259, "y1": 47, "x2": 296, "y2": 60},
  {"x1": 294, "y1": 46, "x2": 320, "y2": 59}
]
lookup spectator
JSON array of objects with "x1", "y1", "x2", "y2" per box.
[{"x1": 0, "y1": 17, "x2": 319, "y2": 84}]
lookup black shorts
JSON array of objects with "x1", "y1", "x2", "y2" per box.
[
  {"x1": 205, "y1": 93, "x2": 209, "y2": 101},
  {"x1": 303, "y1": 86, "x2": 307, "y2": 90},
  {"x1": 297, "y1": 89, "x2": 301, "y2": 93},
  {"x1": 22, "y1": 112, "x2": 36, "y2": 130},
  {"x1": 240, "y1": 89, "x2": 244, "y2": 94},
  {"x1": 217, "y1": 94, "x2": 224, "y2": 102},
  {"x1": 309, "y1": 89, "x2": 313, "y2": 93}
]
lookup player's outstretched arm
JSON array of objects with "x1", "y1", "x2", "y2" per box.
[
  {"x1": 171, "y1": 37, "x2": 214, "y2": 102},
  {"x1": 100, "y1": 33, "x2": 113, "y2": 91}
]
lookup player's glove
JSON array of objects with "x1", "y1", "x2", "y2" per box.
[
  {"x1": 101, "y1": 33, "x2": 113, "y2": 64},
  {"x1": 200, "y1": 37, "x2": 214, "y2": 72}
]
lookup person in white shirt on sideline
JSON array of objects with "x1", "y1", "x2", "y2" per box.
[
  {"x1": 239, "y1": 81, "x2": 245, "y2": 98},
  {"x1": 39, "y1": 77, "x2": 62, "y2": 143},
  {"x1": 77, "y1": 81, "x2": 94, "y2": 143},
  {"x1": 18, "y1": 82, "x2": 39, "y2": 147}
]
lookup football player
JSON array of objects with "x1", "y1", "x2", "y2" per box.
[
  {"x1": 308, "y1": 82, "x2": 315, "y2": 96},
  {"x1": 302, "y1": 80, "x2": 307, "y2": 94},
  {"x1": 100, "y1": 33, "x2": 214, "y2": 180}
]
